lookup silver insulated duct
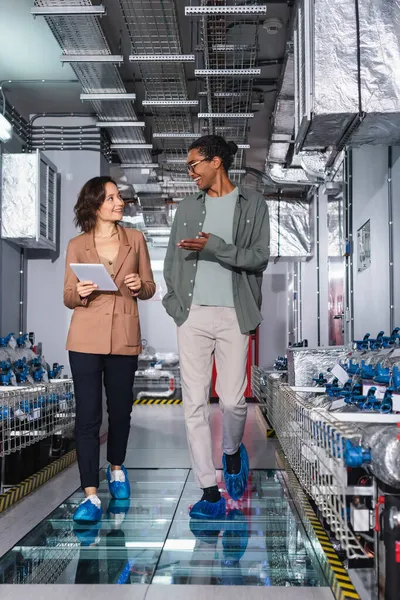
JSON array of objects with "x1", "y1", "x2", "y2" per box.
[{"x1": 294, "y1": 0, "x2": 400, "y2": 151}]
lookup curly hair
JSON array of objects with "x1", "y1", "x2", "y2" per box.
[
  {"x1": 188, "y1": 135, "x2": 238, "y2": 171},
  {"x1": 74, "y1": 176, "x2": 118, "y2": 233}
]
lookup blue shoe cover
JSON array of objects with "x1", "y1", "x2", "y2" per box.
[
  {"x1": 73, "y1": 498, "x2": 102, "y2": 524},
  {"x1": 222, "y1": 509, "x2": 249, "y2": 561},
  {"x1": 222, "y1": 444, "x2": 249, "y2": 501},
  {"x1": 107, "y1": 465, "x2": 130, "y2": 500},
  {"x1": 189, "y1": 496, "x2": 226, "y2": 519}
]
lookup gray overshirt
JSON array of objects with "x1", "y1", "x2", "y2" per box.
[{"x1": 162, "y1": 185, "x2": 270, "y2": 334}]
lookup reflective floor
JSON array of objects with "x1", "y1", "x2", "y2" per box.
[{"x1": 0, "y1": 467, "x2": 327, "y2": 587}]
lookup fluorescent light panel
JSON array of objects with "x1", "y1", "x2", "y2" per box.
[
  {"x1": 195, "y1": 69, "x2": 261, "y2": 76},
  {"x1": 96, "y1": 121, "x2": 145, "y2": 127},
  {"x1": 61, "y1": 55, "x2": 123, "y2": 63},
  {"x1": 185, "y1": 5, "x2": 267, "y2": 16},
  {"x1": 198, "y1": 113, "x2": 254, "y2": 118},
  {"x1": 163, "y1": 159, "x2": 187, "y2": 164},
  {"x1": 212, "y1": 44, "x2": 255, "y2": 52},
  {"x1": 142, "y1": 100, "x2": 199, "y2": 106},
  {"x1": 229, "y1": 169, "x2": 246, "y2": 174},
  {"x1": 214, "y1": 91, "x2": 249, "y2": 98},
  {"x1": 0, "y1": 113, "x2": 13, "y2": 142},
  {"x1": 238, "y1": 144, "x2": 250, "y2": 149},
  {"x1": 120, "y1": 164, "x2": 159, "y2": 168},
  {"x1": 162, "y1": 181, "x2": 197, "y2": 187},
  {"x1": 130, "y1": 54, "x2": 195, "y2": 62},
  {"x1": 110, "y1": 143, "x2": 153, "y2": 149},
  {"x1": 80, "y1": 93, "x2": 136, "y2": 101},
  {"x1": 32, "y1": 5, "x2": 106, "y2": 16},
  {"x1": 153, "y1": 132, "x2": 199, "y2": 139}
]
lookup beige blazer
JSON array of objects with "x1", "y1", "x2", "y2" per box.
[{"x1": 64, "y1": 225, "x2": 155, "y2": 355}]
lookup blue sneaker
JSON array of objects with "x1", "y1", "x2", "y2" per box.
[
  {"x1": 189, "y1": 496, "x2": 226, "y2": 519},
  {"x1": 222, "y1": 444, "x2": 249, "y2": 501},
  {"x1": 73, "y1": 497, "x2": 102, "y2": 524},
  {"x1": 106, "y1": 465, "x2": 130, "y2": 500},
  {"x1": 222, "y1": 509, "x2": 249, "y2": 561}
]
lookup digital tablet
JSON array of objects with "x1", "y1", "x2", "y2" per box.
[{"x1": 70, "y1": 263, "x2": 118, "y2": 292}]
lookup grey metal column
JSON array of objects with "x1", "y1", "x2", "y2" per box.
[
  {"x1": 344, "y1": 150, "x2": 354, "y2": 343},
  {"x1": 316, "y1": 193, "x2": 321, "y2": 346},
  {"x1": 388, "y1": 146, "x2": 394, "y2": 332}
]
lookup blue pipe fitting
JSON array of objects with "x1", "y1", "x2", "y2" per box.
[
  {"x1": 344, "y1": 440, "x2": 371, "y2": 468},
  {"x1": 353, "y1": 333, "x2": 370, "y2": 351}
]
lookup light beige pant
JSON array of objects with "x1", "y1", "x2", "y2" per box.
[{"x1": 177, "y1": 305, "x2": 249, "y2": 489}]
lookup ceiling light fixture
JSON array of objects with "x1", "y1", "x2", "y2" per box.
[
  {"x1": 0, "y1": 113, "x2": 13, "y2": 142},
  {"x1": 212, "y1": 44, "x2": 255, "y2": 52},
  {"x1": 61, "y1": 55, "x2": 123, "y2": 63},
  {"x1": 195, "y1": 69, "x2": 261, "y2": 77},
  {"x1": 96, "y1": 121, "x2": 145, "y2": 127},
  {"x1": 213, "y1": 92, "x2": 249, "y2": 98},
  {"x1": 32, "y1": 5, "x2": 106, "y2": 16},
  {"x1": 185, "y1": 6, "x2": 267, "y2": 16},
  {"x1": 198, "y1": 113, "x2": 254, "y2": 119},
  {"x1": 80, "y1": 93, "x2": 136, "y2": 101},
  {"x1": 153, "y1": 133, "x2": 199, "y2": 139},
  {"x1": 110, "y1": 144, "x2": 153, "y2": 149},
  {"x1": 237, "y1": 144, "x2": 250, "y2": 149},
  {"x1": 142, "y1": 100, "x2": 199, "y2": 106},
  {"x1": 162, "y1": 159, "x2": 187, "y2": 164},
  {"x1": 229, "y1": 169, "x2": 247, "y2": 174},
  {"x1": 119, "y1": 163, "x2": 159, "y2": 168},
  {"x1": 129, "y1": 54, "x2": 195, "y2": 62}
]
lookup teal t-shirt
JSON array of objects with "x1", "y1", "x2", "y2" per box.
[{"x1": 192, "y1": 187, "x2": 238, "y2": 307}]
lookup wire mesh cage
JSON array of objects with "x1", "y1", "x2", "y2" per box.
[
  {"x1": 252, "y1": 367, "x2": 369, "y2": 559},
  {"x1": 0, "y1": 380, "x2": 75, "y2": 458}
]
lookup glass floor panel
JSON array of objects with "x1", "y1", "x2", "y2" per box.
[{"x1": 0, "y1": 469, "x2": 329, "y2": 587}]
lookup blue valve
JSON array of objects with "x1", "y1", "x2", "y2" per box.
[
  {"x1": 0, "y1": 333, "x2": 14, "y2": 348},
  {"x1": 344, "y1": 440, "x2": 371, "y2": 468},
  {"x1": 389, "y1": 327, "x2": 400, "y2": 345},
  {"x1": 353, "y1": 333, "x2": 370, "y2": 351},
  {"x1": 312, "y1": 373, "x2": 328, "y2": 386},
  {"x1": 374, "y1": 363, "x2": 391, "y2": 385},
  {"x1": 0, "y1": 360, "x2": 14, "y2": 386},
  {"x1": 370, "y1": 331, "x2": 385, "y2": 351},
  {"x1": 380, "y1": 388, "x2": 393, "y2": 414},
  {"x1": 362, "y1": 388, "x2": 379, "y2": 410},
  {"x1": 360, "y1": 360, "x2": 377, "y2": 380},
  {"x1": 48, "y1": 363, "x2": 64, "y2": 379},
  {"x1": 346, "y1": 359, "x2": 360, "y2": 375},
  {"x1": 391, "y1": 366, "x2": 400, "y2": 392},
  {"x1": 0, "y1": 406, "x2": 11, "y2": 421},
  {"x1": 16, "y1": 334, "x2": 29, "y2": 348},
  {"x1": 274, "y1": 356, "x2": 287, "y2": 371}
]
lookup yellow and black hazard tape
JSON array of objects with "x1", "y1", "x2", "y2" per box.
[
  {"x1": 276, "y1": 449, "x2": 360, "y2": 600},
  {"x1": 266, "y1": 428, "x2": 277, "y2": 438},
  {"x1": 0, "y1": 449, "x2": 77, "y2": 515},
  {"x1": 133, "y1": 398, "x2": 182, "y2": 405}
]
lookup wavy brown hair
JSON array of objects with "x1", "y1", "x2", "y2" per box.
[{"x1": 74, "y1": 176, "x2": 118, "y2": 233}]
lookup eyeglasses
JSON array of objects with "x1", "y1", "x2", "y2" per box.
[{"x1": 186, "y1": 158, "x2": 207, "y2": 174}]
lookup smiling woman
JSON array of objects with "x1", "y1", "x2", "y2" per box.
[{"x1": 63, "y1": 175, "x2": 155, "y2": 525}]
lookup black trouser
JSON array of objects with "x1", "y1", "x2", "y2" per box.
[{"x1": 69, "y1": 352, "x2": 138, "y2": 489}]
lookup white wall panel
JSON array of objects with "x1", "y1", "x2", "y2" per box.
[{"x1": 352, "y1": 146, "x2": 390, "y2": 339}]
